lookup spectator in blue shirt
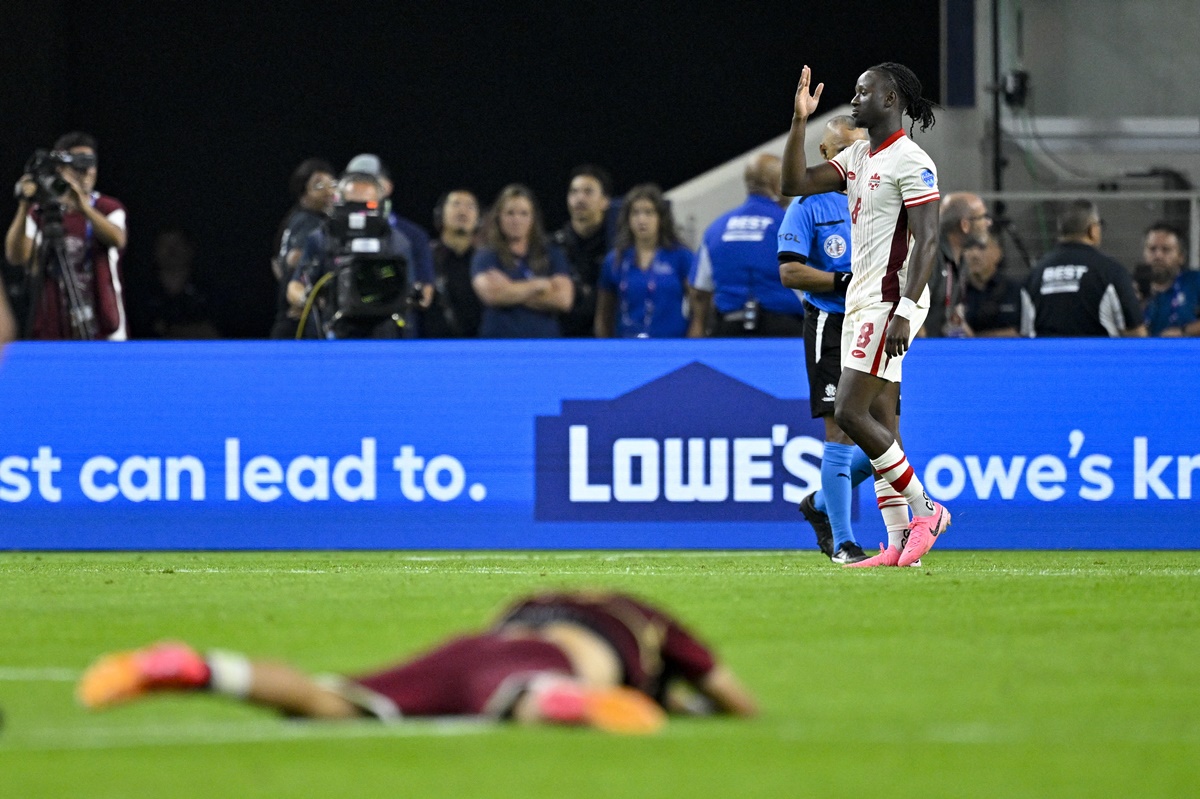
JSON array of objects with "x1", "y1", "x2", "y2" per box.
[
  {"x1": 595, "y1": 184, "x2": 694, "y2": 338},
  {"x1": 1141, "y1": 222, "x2": 1200, "y2": 336},
  {"x1": 688, "y1": 154, "x2": 800, "y2": 336},
  {"x1": 471, "y1": 184, "x2": 574, "y2": 338}
]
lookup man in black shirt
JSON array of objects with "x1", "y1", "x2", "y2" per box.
[
  {"x1": 926, "y1": 192, "x2": 992, "y2": 337},
  {"x1": 420, "y1": 189, "x2": 483, "y2": 337},
  {"x1": 553, "y1": 165, "x2": 613, "y2": 337},
  {"x1": 962, "y1": 234, "x2": 1020, "y2": 337},
  {"x1": 1021, "y1": 200, "x2": 1146, "y2": 337},
  {"x1": 270, "y1": 159, "x2": 336, "y2": 339}
]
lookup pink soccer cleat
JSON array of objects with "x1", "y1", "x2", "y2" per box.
[
  {"x1": 532, "y1": 678, "x2": 666, "y2": 735},
  {"x1": 77, "y1": 642, "x2": 210, "y2": 709},
  {"x1": 844, "y1": 543, "x2": 900, "y2": 568},
  {"x1": 898, "y1": 502, "x2": 951, "y2": 567}
]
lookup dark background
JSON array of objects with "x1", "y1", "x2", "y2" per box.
[{"x1": 0, "y1": 1, "x2": 940, "y2": 337}]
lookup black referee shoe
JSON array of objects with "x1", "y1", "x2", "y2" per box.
[
  {"x1": 831, "y1": 541, "x2": 869, "y2": 565},
  {"x1": 799, "y1": 493, "x2": 835, "y2": 559}
]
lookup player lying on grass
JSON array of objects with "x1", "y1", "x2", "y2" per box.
[{"x1": 78, "y1": 590, "x2": 758, "y2": 735}]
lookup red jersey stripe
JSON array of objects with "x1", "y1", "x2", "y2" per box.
[
  {"x1": 869, "y1": 129, "x2": 906, "y2": 157},
  {"x1": 869, "y1": 306, "x2": 898, "y2": 376},
  {"x1": 880, "y1": 207, "x2": 909, "y2": 303},
  {"x1": 904, "y1": 192, "x2": 940, "y2": 208}
]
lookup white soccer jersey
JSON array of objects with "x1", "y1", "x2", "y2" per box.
[{"x1": 828, "y1": 131, "x2": 939, "y2": 314}]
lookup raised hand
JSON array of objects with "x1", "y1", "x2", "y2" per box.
[{"x1": 793, "y1": 65, "x2": 824, "y2": 121}]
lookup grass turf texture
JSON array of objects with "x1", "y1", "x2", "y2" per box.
[{"x1": 1, "y1": 551, "x2": 1197, "y2": 798}]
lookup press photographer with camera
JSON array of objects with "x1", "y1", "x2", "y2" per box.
[
  {"x1": 4, "y1": 132, "x2": 128, "y2": 340},
  {"x1": 285, "y1": 171, "x2": 429, "y2": 339}
]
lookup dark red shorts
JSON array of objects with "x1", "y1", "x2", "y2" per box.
[{"x1": 350, "y1": 633, "x2": 574, "y2": 717}]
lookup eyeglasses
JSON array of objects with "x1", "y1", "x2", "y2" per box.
[{"x1": 969, "y1": 213, "x2": 992, "y2": 222}]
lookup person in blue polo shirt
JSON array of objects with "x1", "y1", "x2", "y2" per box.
[
  {"x1": 688, "y1": 154, "x2": 800, "y2": 336},
  {"x1": 777, "y1": 115, "x2": 892, "y2": 565},
  {"x1": 595, "y1": 184, "x2": 694, "y2": 338},
  {"x1": 1141, "y1": 222, "x2": 1200, "y2": 336}
]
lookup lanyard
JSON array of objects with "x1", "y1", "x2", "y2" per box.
[{"x1": 618, "y1": 248, "x2": 658, "y2": 338}]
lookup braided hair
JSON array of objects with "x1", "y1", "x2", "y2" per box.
[{"x1": 869, "y1": 62, "x2": 938, "y2": 134}]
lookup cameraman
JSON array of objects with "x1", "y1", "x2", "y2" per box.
[
  {"x1": 285, "y1": 172, "x2": 427, "y2": 339},
  {"x1": 5, "y1": 132, "x2": 128, "y2": 340}
]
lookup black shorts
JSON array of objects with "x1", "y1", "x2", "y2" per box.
[
  {"x1": 802, "y1": 301, "x2": 902, "y2": 419},
  {"x1": 803, "y1": 304, "x2": 845, "y2": 418}
]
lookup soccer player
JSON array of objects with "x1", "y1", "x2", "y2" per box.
[
  {"x1": 780, "y1": 63, "x2": 950, "y2": 567},
  {"x1": 77, "y1": 591, "x2": 757, "y2": 735},
  {"x1": 778, "y1": 116, "x2": 875, "y2": 564}
]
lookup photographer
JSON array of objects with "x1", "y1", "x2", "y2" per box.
[
  {"x1": 5, "y1": 132, "x2": 128, "y2": 340},
  {"x1": 285, "y1": 172, "x2": 427, "y2": 339}
]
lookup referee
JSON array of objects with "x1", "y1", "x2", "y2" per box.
[{"x1": 777, "y1": 115, "x2": 872, "y2": 564}]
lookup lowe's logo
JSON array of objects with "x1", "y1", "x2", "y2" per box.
[{"x1": 535, "y1": 362, "x2": 832, "y2": 521}]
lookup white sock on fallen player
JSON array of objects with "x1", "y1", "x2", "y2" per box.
[{"x1": 206, "y1": 650, "x2": 252, "y2": 698}]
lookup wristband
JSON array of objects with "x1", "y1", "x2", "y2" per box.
[
  {"x1": 832, "y1": 271, "x2": 851, "y2": 296},
  {"x1": 894, "y1": 297, "x2": 918, "y2": 320}
]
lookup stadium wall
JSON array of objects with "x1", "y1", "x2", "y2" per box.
[{"x1": 0, "y1": 340, "x2": 1196, "y2": 550}]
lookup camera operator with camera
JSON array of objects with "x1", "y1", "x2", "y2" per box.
[
  {"x1": 4, "y1": 132, "x2": 128, "y2": 340},
  {"x1": 285, "y1": 171, "x2": 428, "y2": 339}
]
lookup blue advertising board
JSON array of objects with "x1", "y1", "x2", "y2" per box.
[{"x1": 0, "y1": 339, "x2": 1196, "y2": 549}]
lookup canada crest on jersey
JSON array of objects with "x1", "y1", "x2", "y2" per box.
[{"x1": 867, "y1": 173, "x2": 881, "y2": 191}]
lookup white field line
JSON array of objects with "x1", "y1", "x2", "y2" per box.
[
  {"x1": 171, "y1": 568, "x2": 330, "y2": 574},
  {"x1": 154, "y1": 565, "x2": 1200, "y2": 577},
  {"x1": 0, "y1": 718, "x2": 493, "y2": 753},
  {"x1": 0, "y1": 667, "x2": 79, "y2": 682},
  {"x1": 6, "y1": 717, "x2": 1196, "y2": 753},
  {"x1": 4, "y1": 551, "x2": 1198, "y2": 579}
]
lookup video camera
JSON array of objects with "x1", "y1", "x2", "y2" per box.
[
  {"x1": 22, "y1": 149, "x2": 95, "y2": 203},
  {"x1": 16, "y1": 149, "x2": 100, "y2": 339},
  {"x1": 324, "y1": 199, "x2": 410, "y2": 320}
]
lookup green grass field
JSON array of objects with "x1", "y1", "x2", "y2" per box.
[{"x1": 1, "y1": 551, "x2": 1197, "y2": 798}]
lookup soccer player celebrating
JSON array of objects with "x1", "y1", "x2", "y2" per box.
[{"x1": 780, "y1": 63, "x2": 950, "y2": 567}]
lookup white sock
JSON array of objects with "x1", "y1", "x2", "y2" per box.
[
  {"x1": 875, "y1": 476, "x2": 910, "y2": 550},
  {"x1": 206, "y1": 650, "x2": 253, "y2": 698},
  {"x1": 870, "y1": 441, "x2": 936, "y2": 517}
]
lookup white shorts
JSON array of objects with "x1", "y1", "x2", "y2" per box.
[{"x1": 841, "y1": 301, "x2": 928, "y2": 383}]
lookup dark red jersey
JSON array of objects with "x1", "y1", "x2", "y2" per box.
[
  {"x1": 351, "y1": 633, "x2": 573, "y2": 717},
  {"x1": 491, "y1": 592, "x2": 717, "y2": 704},
  {"x1": 27, "y1": 194, "x2": 127, "y2": 340}
]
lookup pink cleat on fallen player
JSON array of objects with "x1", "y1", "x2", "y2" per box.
[
  {"x1": 898, "y1": 502, "x2": 951, "y2": 567},
  {"x1": 77, "y1": 642, "x2": 210, "y2": 709},
  {"x1": 532, "y1": 678, "x2": 666, "y2": 735}
]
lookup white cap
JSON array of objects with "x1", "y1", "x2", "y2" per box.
[{"x1": 344, "y1": 153, "x2": 387, "y2": 179}]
